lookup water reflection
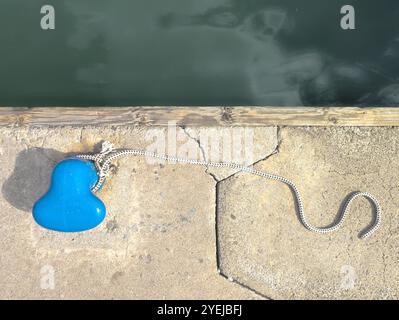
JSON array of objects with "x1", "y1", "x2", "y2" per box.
[
  {"x1": 160, "y1": 0, "x2": 399, "y2": 106},
  {"x1": 0, "y1": 0, "x2": 398, "y2": 106}
]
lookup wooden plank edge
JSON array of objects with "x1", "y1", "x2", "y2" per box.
[{"x1": 0, "y1": 106, "x2": 398, "y2": 127}]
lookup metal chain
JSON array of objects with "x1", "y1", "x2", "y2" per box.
[{"x1": 77, "y1": 141, "x2": 381, "y2": 239}]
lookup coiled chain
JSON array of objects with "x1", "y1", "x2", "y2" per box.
[{"x1": 77, "y1": 141, "x2": 381, "y2": 239}]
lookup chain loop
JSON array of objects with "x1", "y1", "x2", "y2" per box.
[{"x1": 77, "y1": 141, "x2": 382, "y2": 239}]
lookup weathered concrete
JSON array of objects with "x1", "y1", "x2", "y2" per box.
[
  {"x1": 0, "y1": 126, "x2": 272, "y2": 299},
  {"x1": 218, "y1": 127, "x2": 399, "y2": 299},
  {"x1": 0, "y1": 125, "x2": 398, "y2": 299},
  {"x1": 183, "y1": 126, "x2": 278, "y2": 181}
]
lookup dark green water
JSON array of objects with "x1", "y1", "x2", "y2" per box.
[{"x1": 1, "y1": 0, "x2": 399, "y2": 106}]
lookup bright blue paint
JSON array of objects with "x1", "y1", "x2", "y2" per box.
[{"x1": 33, "y1": 158, "x2": 106, "y2": 232}]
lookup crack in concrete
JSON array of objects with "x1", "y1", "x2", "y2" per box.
[
  {"x1": 79, "y1": 127, "x2": 84, "y2": 143},
  {"x1": 218, "y1": 271, "x2": 271, "y2": 300},
  {"x1": 218, "y1": 126, "x2": 280, "y2": 297},
  {"x1": 180, "y1": 125, "x2": 281, "y2": 298},
  {"x1": 182, "y1": 126, "x2": 281, "y2": 183},
  {"x1": 179, "y1": 126, "x2": 219, "y2": 183}
]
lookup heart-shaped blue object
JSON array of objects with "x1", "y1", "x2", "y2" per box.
[{"x1": 33, "y1": 158, "x2": 106, "y2": 232}]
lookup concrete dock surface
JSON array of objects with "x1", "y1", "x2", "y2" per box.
[{"x1": 0, "y1": 125, "x2": 397, "y2": 299}]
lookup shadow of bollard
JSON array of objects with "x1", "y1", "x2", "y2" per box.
[{"x1": 2, "y1": 148, "x2": 67, "y2": 212}]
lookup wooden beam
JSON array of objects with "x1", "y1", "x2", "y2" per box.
[{"x1": 0, "y1": 107, "x2": 398, "y2": 127}]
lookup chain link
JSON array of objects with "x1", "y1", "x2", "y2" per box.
[{"x1": 77, "y1": 141, "x2": 381, "y2": 239}]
